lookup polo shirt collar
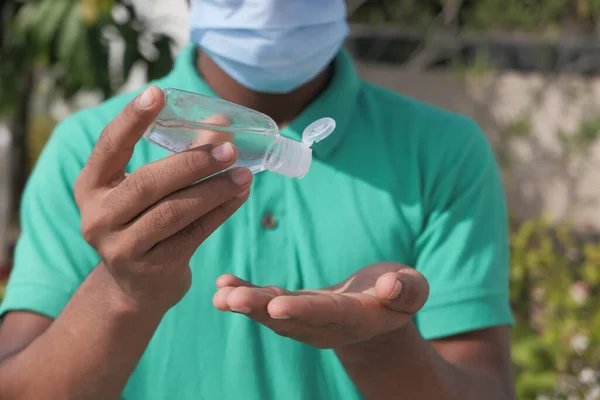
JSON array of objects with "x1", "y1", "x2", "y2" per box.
[{"x1": 166, "y1": 44, "x2": 360, "y2": 160}]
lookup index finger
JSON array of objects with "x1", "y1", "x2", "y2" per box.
[{"x1": 79, "y1": 86, "x2": 164, "y2": 191}]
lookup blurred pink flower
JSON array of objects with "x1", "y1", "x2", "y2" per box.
[{"x1": 570, "y1": 281, "x2": 589, "y2": 306}]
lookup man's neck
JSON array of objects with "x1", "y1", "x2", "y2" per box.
[{"x1": 196, "y1": 48, "x2": 333, "y2": 127}]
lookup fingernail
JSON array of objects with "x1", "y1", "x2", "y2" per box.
[
  {"x1": 231, "y1": 307, "x2": 251, "y2": 315},
  {"x1": 230, "y1": 168, "x2": 252, "y2": 186},
  {"x1": 211, "y1": 142, "x2": 234, "y2": 163},
  {"x1": 236, "y1": 188, "x2": 250, "y2": 198},
  {"x1": 270, "y1": 314, "x2": 291, "y2": 320},
  {"x1": 138, "y1": 87, "x2": 155, "y2": 108},
  {"x1": 387, "y1": 279, "x2": 404, "y2": 300}
]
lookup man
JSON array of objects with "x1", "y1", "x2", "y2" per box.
[{"x1": 0, "y1": 1, "x2": 515, "y2": 399}]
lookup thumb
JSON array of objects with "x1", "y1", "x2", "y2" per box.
[
  {"x1": 80, "y1": 86, "x2": 164, "y2": 190},
  {"x1": 374, "y1": 268, "x2": 429, "y2": 314}
]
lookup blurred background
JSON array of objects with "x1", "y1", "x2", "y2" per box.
[{"x1": 2, "y1": 0, "x2": 600, "y2": 398}]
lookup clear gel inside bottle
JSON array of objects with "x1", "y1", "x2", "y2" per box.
[{"x1": 143, "y1": 88, "x2": 336, "y2": 179}]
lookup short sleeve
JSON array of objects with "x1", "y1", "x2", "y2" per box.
[
  {"x1": 0, "y1": 115, "x2": 100, "y2": 319},
  {"x1": 413, "y1": 118, "x2": 514, "y2": 340}
]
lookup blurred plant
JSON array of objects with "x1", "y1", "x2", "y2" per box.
[
  {"x1": 350, "y1": 0, "x2": 600, "y2": 36},
  {"x1": 0, "y1": 0, "x2": 176, "y2": 214},
  {"x1": 510, "y1": 216, "x2": 600, "y2": 399},
  {"x1": 349, "y1": 0, "x2": 600, "y2": 76},
  {"x1": 350, "y1": 0, "x2": 441, "y2": 30},
  {"x1": 1, "y1": 0, "x2": 174, "y2": 111}
]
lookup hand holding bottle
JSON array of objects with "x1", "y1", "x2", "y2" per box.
[
  {"x1": 74, "y1": 86, "x2": 253, "y2": 311},
  {"x1": 143, "y1": 88, "x2": 336, "y2": 178}
]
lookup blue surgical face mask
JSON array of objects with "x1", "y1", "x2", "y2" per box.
[{"x1": 190, "y1": 0, "x2": 349, "y2": 94}]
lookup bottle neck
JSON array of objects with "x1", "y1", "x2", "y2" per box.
[{"x1": 263, "y1": 136, "x2": 313, "y2": 179}]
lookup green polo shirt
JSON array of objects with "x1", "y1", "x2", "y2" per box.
[{"x1": 1, "y1": 44, "x2": 513, "y2": 400}]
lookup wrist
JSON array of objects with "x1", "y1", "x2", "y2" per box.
[
  {"x1": 335, "y1": 322, "x2": 419, "y2": 362},
  {"x1": 90, "y1": 263, "x2": 169, "y2": 321}
]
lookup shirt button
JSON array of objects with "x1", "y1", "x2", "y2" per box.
[{"x1": 261, "y1": 213, "x2": 277, "y2": 230}]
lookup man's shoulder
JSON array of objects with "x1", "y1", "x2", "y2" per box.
[
  {"x1": 358, "y1": 79, "x2": 483, "y2": 143},
  {"x1": 356, "y1": 79, "x2": 496, "y2": 177}
]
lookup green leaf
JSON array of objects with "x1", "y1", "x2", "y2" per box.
[
  {"x1": 35, "y1": 0, "x2": 71, "y2": 48},
  {"x1": 57, "y1": 26, "x2": 95, "y2": 98},
  {"x1": 516, "y1": 370, "x2": 557, "y2": 399},
  {"x1": 57, "y1": 3, "x2": 83, "y2": 65},
  {"x1": 13, "y1": 3, "x2": 39, "y2": 37}
]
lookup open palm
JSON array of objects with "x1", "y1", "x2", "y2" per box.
[{"x1": 213, "y1": 262, "x2": 429, "y2": 349}]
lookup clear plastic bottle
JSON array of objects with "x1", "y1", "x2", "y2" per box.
[{"x1": 143, "y1": 88, "x2": 336, "y2": 179}]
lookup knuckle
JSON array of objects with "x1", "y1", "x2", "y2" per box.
[
  {"x1": 80, "y1": 215, "x2": 103, "y2": 244},
  {"x1": 328, "y1": 294, "x2": 345, "y2": 313},
  {"x1": 80, "y1": 221, "x2": 95, "y2": 244},
  {"x1": 97, "y1": 129, "x2": 118, "y2": 154},
  {"x1": 132, "y1": 168, "x2": 159, "y2": 198},
  {"x1": 156, "y1": 201, "x2": 185, "y2": 227},
  {"x1": 264, "y1": 286, "x2": 287, "y2": 297},
  {"x1": 102, "y1": 240, "x2": 136, "y2": 267},
  {"x1": 119, "y1": 103, "x2": 144, "y2": 131},
  {"x1": 183, "y1": 148, "x2": 210, "y2": 173}
]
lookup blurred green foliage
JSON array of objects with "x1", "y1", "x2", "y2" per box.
[
  {"x1": 351, "y1": 0, "x2": 600, "y2": 36},
  {"x1": 0, "y1": 0, "x2": 177, "y2": 220},
  {"x1": 0, "y1": 0, "x2": 175, "y2": 116},
  {"x1": 511, "y1": 218, "x2": 600, "y2": 399}
]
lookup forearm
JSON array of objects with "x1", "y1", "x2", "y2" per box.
[
  {"x1": 335, "y1": 322, "x2": 512, "y2": 400},
  {"x1": 0, "y1": 264, "x2": 165, "y2": 400}
]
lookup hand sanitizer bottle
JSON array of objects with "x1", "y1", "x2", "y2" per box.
[{"x1": 143, "y1": 88, "x2": 336, "y2": 179}]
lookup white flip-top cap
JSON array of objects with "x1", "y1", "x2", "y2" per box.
[
  {"x1": 265, "y1": 118, "x2": 336, "y2": 179},
  {"x1": 302, "y1": 117, "x2": 337, "y2": 146}
]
